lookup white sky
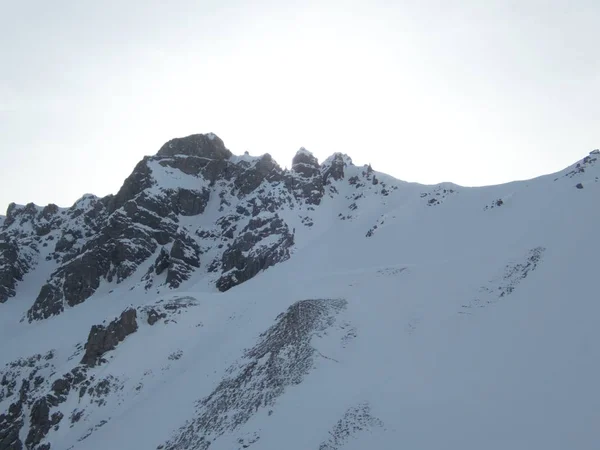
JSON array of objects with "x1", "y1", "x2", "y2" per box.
[{"x1": 1, "y1": 0, "x2": 598, "y2": 213}]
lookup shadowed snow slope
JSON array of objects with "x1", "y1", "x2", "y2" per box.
[{"x1": 1, "y1": 135, "x2": 599, "y2": 450}]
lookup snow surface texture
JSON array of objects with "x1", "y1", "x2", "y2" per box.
[{"x1": 1, "y1": 135, "x2": 600, "y2": 450}]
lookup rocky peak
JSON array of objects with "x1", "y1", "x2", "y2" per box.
[
  {"x1": 322, "y1": 153, "x2": 352, "y2": 182},
  {"x1": 157, "y1": 133, "x2": 232, "y2": 160},
  {"x1": 292, "y1": 148, "x2": 320, "y2": 178}
]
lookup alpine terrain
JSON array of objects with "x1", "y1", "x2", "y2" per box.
[{"x1": 1, "y1": 133, "x2": 599, "y2": 450}]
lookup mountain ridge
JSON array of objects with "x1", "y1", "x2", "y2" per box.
[
  {"x1": 1, "y1": 134, "x2": 599, "y2": 450},
  {"x1": 1, "y1": 133, "x2": 408, "y2": 318}
]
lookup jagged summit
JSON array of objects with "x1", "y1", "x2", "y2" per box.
[{"x1": 1, "y1": 132, "x2": 401, "y2": 321}]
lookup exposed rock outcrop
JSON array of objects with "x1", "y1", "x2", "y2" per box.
[
  {"x1": 81, "y1": 309, "x2": 138, "y2": 367},
  {"x1": 216, "y1": 215, "x2": 294, "y2": 292},
  {"x1": 0, "y1": 238, "x2": 33, "y2": 304}
]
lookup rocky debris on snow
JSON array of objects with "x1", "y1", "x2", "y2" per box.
[
  {"x1": 484, "y1": 198, "x2": 505, "y2": 210},
  {"x1": 167, "y1": 350, "x2": 183, "y2": 361},
  {"x1": 340, "y1": 322, "x2": 358, "y2": 348},
  {"x1": 235, "y1": 432, "x2": 260, "y2": 449},
  {"x1": 318, "y1": 403, "x2": 384, "y2": 450},
  {"x1": 162, "y1": 298, "x2": 347, "y2": 450},
  {"x1": 140, "y1": 296, "x2": 198, "y2": 325},
  {"x1": 421, "y1": 185, "x2": 457, "y2": 206},
  {"x1": 576, "y1": 183, "x2": 584, "y2": 189},
  {"x1": 460, "y1": 247, "x2": 546, "y2": 314},
  {"x1": 563, "y1": 154, "x2": 598, "y2": 178},
  {"x1": 86, "y1": 375, "x2": 122, "y2": 407},
  {"x1": 76, "y1": 418, "x2": 110, "y2": 445},
  {"x1": 301, "y1": 216, "x2": 314, "y2": 227},
  {"x1": 376, "y1": 267, "x2": 407, "y2": 277},
  {"x1": 366, "y1": 215, "x2": 388, "y2": 238}
]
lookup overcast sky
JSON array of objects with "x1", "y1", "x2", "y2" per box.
[{"x1": 1, "y1": 0, "x2": 598, "y2": 214}]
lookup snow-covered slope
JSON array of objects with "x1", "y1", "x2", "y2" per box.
[{"x1": 1, "y1": 136, "x2": 599, "y2": 450}]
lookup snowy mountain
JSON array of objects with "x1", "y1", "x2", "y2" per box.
[{"x1": 1, "y1": 134, "x2": 599, "y2": 450}]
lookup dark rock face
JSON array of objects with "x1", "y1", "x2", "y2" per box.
[
  {"x1": 292, "y1": 149, "x2": 320, "y2": 178},
  {"x1": 80, "y1": 309, "x2": 138, "y2": 367},
  {"x1": 286, "y1": 174, "x2": 324, "y2": 205},
  {"x1": 28, "y1": 223, "x2": 157, "y2": 321},
  {"x1": 322, "y1": 153, "x2": 349, "y2": 183},
  {"x1": 285, "y1": 149, "x2": 328, "y2": 205},
  {"x1": 170, "y1": 188, "x2": 211, "y2": 216},
  {"x1": 165, "y1": 237, "x2": 201, "y2": 288},
  {"x1": 0, "y1": 400, "x2": 24, "y2": 450},
  {"x1": 25, "y1": 397, "x2": 54, "y2": 449},
  {"x1": 157, "y1": 133, "x2": 232, "y2": 160},
  {"x1": 0, "y1": 239, "x2": 31, "y2": 304},
  {"x1": 107, "y1": 158, "x2": 154, "y2": 214},
  {"x1": 51, "y1": 377, "x2": 71, "y2": 398},
  {"x1": 216, "y1": 215, "x2": 294, "y2": 292},
  {"x1": 27, "y1": 194, "x2": 175, "y2": 320},
  {"x1": 235, "y1": 154, "x2": 283, "y2": 195}
]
